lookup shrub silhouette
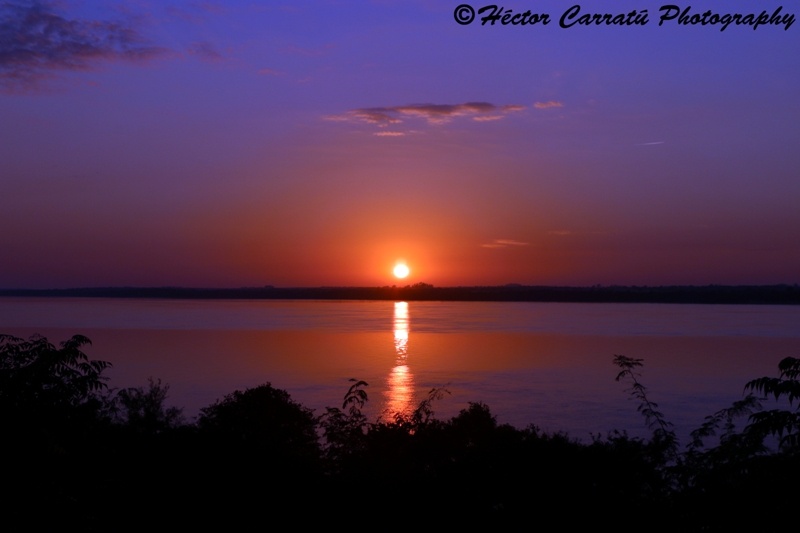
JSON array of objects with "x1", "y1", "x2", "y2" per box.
[
  {"x1": 198, "y1": 385, "x2": 321, "y2": 475},
  {"x1": 0, "y1": 333, "x2": 112, "y2": 443},
  {"x1": 0, "y1": 333, "x2": 115, "y2": 529},
  {"x1": 614, "y1": 354, "x2": 800, "y2": 532},
  {"x1": 192, "y1": 383, "x2": 324, "y2": 524},
  {"x1": 5, "y1": 332, "x2": 800, "y2": 529},
  {"x1": 114, "y1": 377, "x2": 185, "y2": 435},
  {"x1": 316, "y1": 378, "x2": 376, "y2": 479},
  {"x1": 743, "y1": 356, "x2": 800, "y2": 450},
  {"x1": 198, "y1": 382, "x2": 319, "y2": 455}
]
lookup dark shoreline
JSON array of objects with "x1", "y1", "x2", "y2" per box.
[{"x1": 2, "y1": 284, "x2": 799, "y2": 304}]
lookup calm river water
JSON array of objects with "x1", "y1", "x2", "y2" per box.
[{"x1": 2, "y1": 297, "x2": 800, "y2": 442}]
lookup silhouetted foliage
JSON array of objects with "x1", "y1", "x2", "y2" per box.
[
  {"x1": 198, "y1": 382, "x2": 319, "y2": 458},
  {"x1": 0, "y1": 333, "x2": 110, "y2": 413},
  {"x1": 0, "y1": 333, "x2": 112, "y2": 445},
  {"x1": 194, "y1": 383, "x2": 326, "y2": 525},
  {"x1": 114, "y1": 377, "x2": 185, "y2": 434},
  {"x1": 317, "y1": 378, "x2": 371, "y2": 466},
  {"x1": 614, "y1": 354, "x2": 679, "y2": 461},
  {"x1": 613, "y1": 354, "x2": 800, "y2": 531},
  {"x1": 5, "y1": 331, "x2": 800, "y2": 529},
  {"x1": 0, "y1": 333, "x2": 117, "y2": 530},
  {"x1": 743, "y1": 356, "x2": 800, "y2": 450}
]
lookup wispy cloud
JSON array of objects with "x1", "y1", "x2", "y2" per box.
[
  {"x1": 481, "y1": 239, "x2": 530, "y2": 249},
  {"x1": 0, "y1": 0, "x2": 165, "y2": 91},
  {"x1": 326, "y1": 101, "x2": 526, "y2": 127},
  {"x1": 472, "y1": 114, "x2": 505, "y2": 122},
  {"x1": 533, "y1": 100, "x2": 564, "y2": 109}
]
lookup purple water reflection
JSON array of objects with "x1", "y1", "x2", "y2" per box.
[{"x1": 2, "y1": 297, "x2": 799, "y2": 442}]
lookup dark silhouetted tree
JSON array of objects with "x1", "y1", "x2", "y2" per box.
[
  {"x1": 743, "y1": 356, "x2": 800, "y2": 450},
  {"x1": 317, "y1": 378, "x2": 370, "y2": 466},
  {"x1": 614, "y1": 354, "x2": 678, "y2": 461},
  {"x1": 114, "y1": 377, "x2": 185, "y2": 434},
  {"x1": 0, "y1": 333, "x2": 115, "y2": 529},
  {"x1": 198, "y1": 382, "x2": 319, "y2": 455},
  {"x1": 0, "y1": 333, "x2": 111, "y2": 437},
  {"x1": 193, "y1": 382, "x2": 324, "y2": 523}
]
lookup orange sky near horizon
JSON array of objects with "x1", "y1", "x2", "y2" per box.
[{"x1": 1, "y1": 1, "x2": 799, "y2": 289}]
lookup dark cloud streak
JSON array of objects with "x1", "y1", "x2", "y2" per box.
[
  {"x1": 327, "y1": 102, "x2": 526, "y2": 126},
  {"x1": 0, "y1": 0, "x2": 165, "y2": 91}
]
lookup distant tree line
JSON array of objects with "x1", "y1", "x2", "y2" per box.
[
  {"x1": 2, "y1": 283, "x2": 800, "y2": 304},
  {"x1": 2, "y1": 333, "x2": 799, "y2": 531}
]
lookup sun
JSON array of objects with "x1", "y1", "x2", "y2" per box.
[{"x1": 393, "y1": 262, "x2": 410, "y2": 279}]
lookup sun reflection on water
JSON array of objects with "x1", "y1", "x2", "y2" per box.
[{"x1": 385, "y1": 301, "x2": 414, "y2": 416}]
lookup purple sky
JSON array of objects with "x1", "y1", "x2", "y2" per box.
[{"x1": 2, "y1": 0, "x2": 799, "y2": 288}]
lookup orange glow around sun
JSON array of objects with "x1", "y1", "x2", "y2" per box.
[{"x1": 393, "y1": 262, "x2": 410, "y2": 279}]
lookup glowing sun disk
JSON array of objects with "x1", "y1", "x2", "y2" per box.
[{"x1": 393, "y1": 263, "x2": 410, "y2": 279}]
